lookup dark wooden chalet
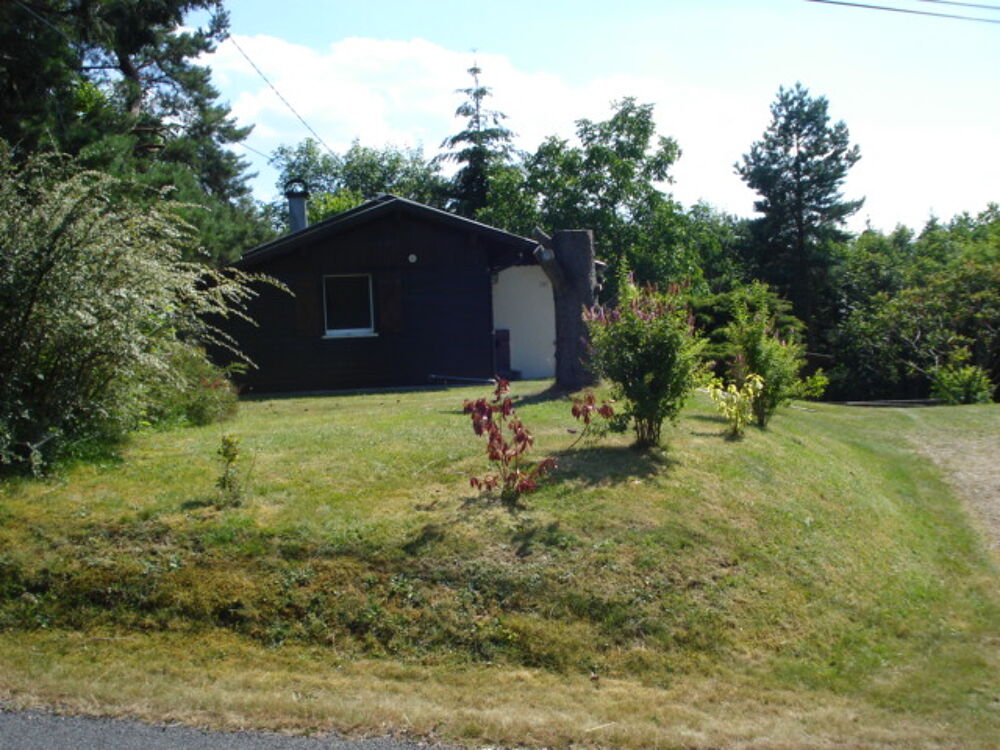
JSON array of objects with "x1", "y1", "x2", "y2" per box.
[{"x1": 228, "y1": 194, "x2": 549, "y2": 393}]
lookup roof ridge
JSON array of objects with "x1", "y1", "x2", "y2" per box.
[{"x1": 237, "y1": 195, "x2": 537, "y2": 268}]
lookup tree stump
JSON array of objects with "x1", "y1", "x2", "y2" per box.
[{"x1": 533, "y1": 228, "x2": 598, "y2": 391}]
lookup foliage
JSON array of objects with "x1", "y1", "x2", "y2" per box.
[
  {"x1": 141, "y1": 345, "x2": 240, "y2": 427},
  {"x1": 463, "y1": 380, "x2": 556, "y2": 506},
  {"x1": 832, "y1": 225, "x2": 916, "y2": 315},
  {"x1": 437, "y1": 64, "x2": 515, "y2": 218},
  {"x1": 684, "y1": 202, "x2": 752, "y2": 292},
  {"x1": 930, "y1": 364, "x2": 994, "y2": 406},
  {"x1": 0, "y1": 148, "x2": 268, "y2": 471},
  {"x1": 305, "y1": 189, "x2": 365, "y2": 224},
  {"x1": 929, "y1": 350, "x2": 995, "y2": 405},
  {"x1": 584, "y1": 276, "x2": 705, "y2": 447},
  {"x1": 271, "y1": 138, "x2": 448, "y2": 227},
  {"x1": 831, "y1": 254, "x2": 1000, "y2": 400},
  {"x1": 0, "y1": 1, "x2": 270, "y2": 265},
  {"x1": 568, "y1": 391, "x2": 616, "y2": 448},
  {"x1": 691, "y1": 282, "x2": 802, "y2": 371},
  {"x1": 736, "y1": 82, "x2": 862, "y2": 334},
  {"x1": 723, "y1": 284, "x2": 827, "y2": 428},
  {"x1": 76, "y1": 134, "x2": 275, "y2": 264},
  {"x1": 475, "y1": 162, "x2": 540, "y2": 236},
  {"x1": 521, "y1": 99, "x2": 691, "y2": 298},
  {"x1": 707, "y1": 374, "x2": 764, "y2": 439},
  {"x1": 215, "y1": 433, "x2": 247, "y2": 508}
]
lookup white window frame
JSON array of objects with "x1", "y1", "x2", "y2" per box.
[{"x1": 322, "y1": 273, "x2": 377, "y2": 338}]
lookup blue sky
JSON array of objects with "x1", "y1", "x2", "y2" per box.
[{"x1": 197, "y1": 0, "x2": 999, "y2": 232}]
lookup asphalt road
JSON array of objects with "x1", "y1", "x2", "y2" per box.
[{"x1": 0, "y1": 707, "x2": 440, "y2": 750}]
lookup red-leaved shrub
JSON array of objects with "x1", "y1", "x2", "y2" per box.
[{"x1": 463, "y1": 379, "x2": 556, "y2": 506}]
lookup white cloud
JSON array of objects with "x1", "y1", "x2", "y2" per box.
[{"x1": 204, "y1": 35, "x2": 998, "y2": 231}]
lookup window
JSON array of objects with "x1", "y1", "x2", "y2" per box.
[{"x1": 323, "y1": 274, "x2": 375, "y2": 337}]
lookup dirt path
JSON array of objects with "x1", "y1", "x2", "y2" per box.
[{"x1": 915, "y1": 429, "x2": 1000, "y2": 558}]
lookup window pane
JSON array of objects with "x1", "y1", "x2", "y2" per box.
[{"x1": 324, "y1": 275, "x2": 372, "y2": 331}]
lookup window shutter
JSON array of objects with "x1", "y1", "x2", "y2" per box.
[
  {"x1": 294, "y1": 276, "x2": 322, "y2": 335},
  {"x1": 376, "y1": 272, "x2": 403, "y2": 334}
]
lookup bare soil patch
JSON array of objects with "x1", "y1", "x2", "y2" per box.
[{"x1": 915, "y1": 429, "x2": 1000, "y2": 558}]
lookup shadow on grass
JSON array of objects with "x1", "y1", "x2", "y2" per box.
[
  {"x1": 179, "y1": 497, "x2": 216, "y2": 511},
  {"x1": 554, "y1": 444, "x2": 677, "y2": 486},
  {"x1": 240, "y1": 384, "x2": 453, "y2": 402},
  {"x1": 438, "y1": 382, "x2": 570, "y2": 415},
  {"x1": 35, "y1": 436, "x2": 127, "y2": 477},
  {"x1": 685, "y1": 413, "x2": 734, "y2": 439},
  {"x1": 687, "y1": 413, "x2": 727, "y2": 425},
  {"x1": 510, "y1": 383, "x2": 572, "y2": 407},
  {"x1": 510, "y1": 520, "x2": 576, "y2": 557},
  {"x1": 401, "y1": 522, "x2": 448, "y2": 555}
]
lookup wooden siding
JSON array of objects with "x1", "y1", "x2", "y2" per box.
[{"x1": 226, "y1": 209, "x2": 502, "y2": 392}]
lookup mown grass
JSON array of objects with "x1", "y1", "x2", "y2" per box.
[{"x1": 0, "y1": 382, "x2": 997, "y2": 748}]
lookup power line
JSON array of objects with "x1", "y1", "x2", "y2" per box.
[
  {"x1": 13, "y1": 0, "x2": 76, "y2": 44},
  {"x1": 225, "y1": 34, "x2": 338, "y2": 157},
  {"x1": 806, "y1": 0, "x2": 1000, "y2": 22},
  {"x1": 919, "y1": 0, "x2": 1000, "y2": 11},
  {"x1": 234, "y1": 141, "x2": 274, "y2": 162}
]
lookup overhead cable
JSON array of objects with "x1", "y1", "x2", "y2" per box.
[
  {"x1": 918, "y1": 0, "x2": 1000, "y2": 11},
  {"x1": 235, "y1": 141, "x2": 274, "y2": 161},
  {"x1": 806, "y1": 0, "x2": 1000, "y2": 23},
  {"x1": 225, "y1": 34, "x2": 338, "y2": 157}
]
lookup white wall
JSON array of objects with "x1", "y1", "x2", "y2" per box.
[{"x1": 492, "y1": 265, "x2": 556, "y2": 379}]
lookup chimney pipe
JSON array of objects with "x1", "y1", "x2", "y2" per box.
[{"x1": 284, "y1": 179, "x2": 310, "y2": 233}]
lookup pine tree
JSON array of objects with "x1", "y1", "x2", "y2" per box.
[
  {"x1": 437, "y1": 64, "x2": 514, "y2": 218},
  {"x1": 0, "y1": 1, "x2": 271, "y2": 264},
  {"x1": 736, "y1": 83, "x2": 863, "y2": 334}
]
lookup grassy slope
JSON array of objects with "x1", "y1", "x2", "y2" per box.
[{"x1": 0, "y1": 383, "x2": 997, "y2": 748}]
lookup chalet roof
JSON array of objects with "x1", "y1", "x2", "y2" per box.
[{"x1": 238, "y1": 194, "x2": 538, "y2": 269}]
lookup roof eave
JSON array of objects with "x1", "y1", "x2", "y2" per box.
[{"x1": 236, "y1": 194, "x2": 537, "y2": 269}]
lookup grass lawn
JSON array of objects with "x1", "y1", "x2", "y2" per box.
[{"x1": 1, "y1": 382, "x2": 997, "y2": 748}]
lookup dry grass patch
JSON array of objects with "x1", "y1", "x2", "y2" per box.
[{"x1": 0, "y1": 630, "x2": 973, "y2": 749}]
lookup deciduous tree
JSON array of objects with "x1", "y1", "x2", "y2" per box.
[
  {"x1": 524, "y1": 98, "x2": 690, "y2": 298},
  {"x1": 271, "y1": 138, "x2": 448, "y2": 225}
]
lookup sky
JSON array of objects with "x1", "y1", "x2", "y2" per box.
[{"x1": 196, "y1": 0, "x2": 1000, "y2": 233}]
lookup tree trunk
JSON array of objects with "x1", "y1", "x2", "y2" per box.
[
  {"x1": 114, "y1": 47, "x2": 143, "y2": 117},
  {"x1": 533, "y1": 229, "x2": 598, "y2": 391}
]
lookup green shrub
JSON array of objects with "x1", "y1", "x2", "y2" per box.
[
  {"x1": 215, "y1": 433, "x2": 249, "y2": 508},
  {"x1": 929, "y1": 351, "x2": 995, "y2": 404},
  {"x1": 707, "y1": 374, "x2": 763, "y2": 439},
  {"x1": 142, "y1": 345, "x2": 240, "y2": 427},
  {"x1": 691, "y1": 283, "x2": 802, "y2": 369},
  {"x1": 724, "y1": 284, "x2": 827, "y2": 428},
  {"x1": 0, "y1": 147, "x2": 271, "y2": 471},
  {"x1": 584, "y1": 278, "x2": 705, "y2": 448}
]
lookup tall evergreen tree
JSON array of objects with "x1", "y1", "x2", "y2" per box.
[
  {"x1": 437, "y1": 64, "x2": 514, "y2": 218},
  {"x1": 2, "y1": 1, "x2": 250, "y2": 195},
  {"x1": 736, "y1": 83, "x2": 862, "y2": 335},
  {"x1": 0, "y1": 1, "x2": 272, "y2": 263}
]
